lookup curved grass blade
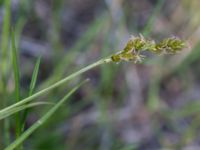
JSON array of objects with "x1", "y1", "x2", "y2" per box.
[
  {"x1": 0, "y1": 0, "x2": 11, "y2": 79},
  {"x1": 21, "y1": 56, "x2": 41, "y2": 134},
  {"x1": 1, "y1": 0, "x2": 11, "y2": 147},
  {"x1": 21, "y1": 56, "x2": 41, "y2": 121},
  {"x1": 29, "y1": 57, "x2": 41, "y2": 96},
  {"x1": 11, "y1": 29, "x2": 21, "y2": 138},
  {"x1": 11, "y1": 29, "x2": 20, "y2": 103},
  {"x1": 0, "y1": 102, "x2": 53, "y2": 120},
  {"x1": 5, "y1": 79, "x2": 89, "y2": 150}
]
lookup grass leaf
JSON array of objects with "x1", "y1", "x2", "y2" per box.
[
  {"x1": 21, "y1": 56, "x2": 41, "y2": 133},
  {"x1": 29, "y1": 57, "x2": 41, "y2": 96},
  {"x1": 11, "y1": 29, "x2": 20, "y2": 102},
  {"x1": 11, "y1": 29, "x2": 21, "y2": 138},
  {"x1": 1, "y1": 0, "x2": 11, "y2": 146},
  {"x1": 0, "y1": 102, "x2": 53, "y2": 120},
  {"x1": 0, "y1": 0, "x2": 11, "y2": 78}
]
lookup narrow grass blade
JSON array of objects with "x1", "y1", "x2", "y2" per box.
[
  {"x1": 15, "y1": 17, "x2": 26, "y2": 49},
  {"x1": 21, "y1": 56, "x2": 41, "y2": 131},
  {"x1": 11, "y1": 30, "x2": 21, "y2": 102},
  {"x1": 0, "y1": 0, "x2": 11, "y2": 78},
  {"x1": 29, "y1": 57, "x2": 41, "y2": 96},
  {"x1": 1, "y1": 0, "x2": 11, "y2": 147},
  {"x1": 11, "y1": 29, "x2": 21, "y2": 138},
  {"x1": 5, "y1": 79, "x2": 89, "y2": 150},
  {"x1": 0, "y1": 102, "x2": 53, "y2": 120}
]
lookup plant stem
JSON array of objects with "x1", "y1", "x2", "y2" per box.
[{"x1": 0, "y1": 57, "x2": 112, "y2": 117}]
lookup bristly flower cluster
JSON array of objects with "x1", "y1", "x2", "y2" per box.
[{"x1": 111, "y1": 34, "x2": 186, "y2": 63}]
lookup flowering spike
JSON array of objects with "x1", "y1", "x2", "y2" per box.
[{"x1": 111, "y1": 35, "x2": 186, "y2": 63}]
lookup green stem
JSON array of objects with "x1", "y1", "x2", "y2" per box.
[{"x1": 0, "y1": 57, "x2": 111, "y2": 117}]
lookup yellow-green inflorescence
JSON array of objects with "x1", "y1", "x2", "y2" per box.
[{"x1": 111, "y1": 34, "x2": 186, "y2": 63}]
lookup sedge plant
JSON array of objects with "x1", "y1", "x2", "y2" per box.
[
  {"x1": 0, "y1": 34, "x2": 186, "y2": 119},
  {"x1": 0, "y1": 34, "x2": 185, "y2": 149}
]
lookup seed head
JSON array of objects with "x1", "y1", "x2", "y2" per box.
[
  {"x1": 155, "y1": 37, "x2": 186, "y2": 54},
  {"x1": 111, "y1": 35, "x2": 186, "y2": 63}
]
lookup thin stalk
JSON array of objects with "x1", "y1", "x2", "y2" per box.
[{"x1": 0, "y1": 57, "x2": 112, "y2": 117}]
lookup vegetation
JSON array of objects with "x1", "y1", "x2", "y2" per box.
[{"x1": 0, "y1": 0, "x2": 199, "y2": 149}]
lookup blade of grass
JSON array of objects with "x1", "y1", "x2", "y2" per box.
[
  {"x1": 15, "y1": 17, "x2": 26, "y2": 49},
  {"x1": 0, "y1": 0, "x2": 11, "y2": 82},
  {"x1": 5, "y1": 79, "x2": 89, "y2": 150},
  {"x1": 29, "y1": 57, "x2": 41, "y2": 96},
  {"x1": 11, "y1": 30, "x2": 20, "y2": 103},
  {"x1": 0, "y1": 102, "x2": 53, "y2": 120},
  {"x1": 21, "y1": 57, "x2": 41, "y2": 132},
  {"x1": 11, "y1": 29, "x2": 21, "y2": 139},
  {"x1": 0, "y1": 0, "x2": 11, "y2": 147},
  {"x1": 0, "y1": 57, "x2": 112, "y2": 117}
]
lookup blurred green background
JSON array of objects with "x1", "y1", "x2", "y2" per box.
[{"x1": 1, "y1": 0, "x2": 200, "y2": 149}]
